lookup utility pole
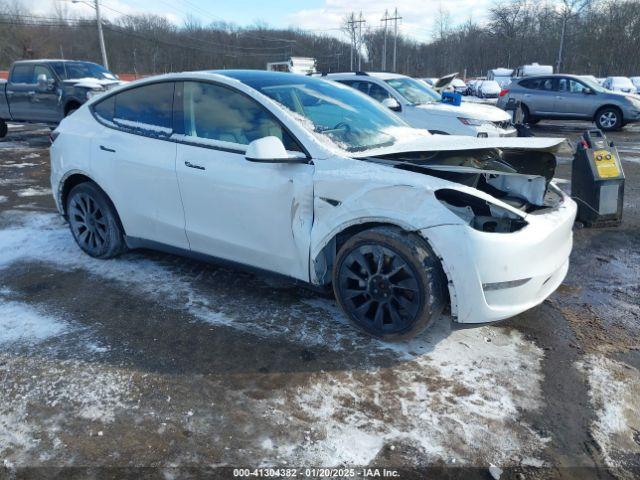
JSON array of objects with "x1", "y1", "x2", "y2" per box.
[
  {"x1": 391, "y1": 8, "x2": 401, "y2": 72},
  {"x1": 357, "y1": 11, "x2": 364, "y2": 71},
  {"x1": 72, "y1": 0, "x2": 109, "y2": 69},
  {"x1": 94, "y1": 0, "x2": 109, "y2": 70},
  {"x1": 347, "y1": 13, "x2": 356, "y2": 71},
  {"x1": 347, "y1": 12, "x2": 365, "y2": 71},
  {"x1": 381, "y1": 10, "x2": 388, "y2": 71}
]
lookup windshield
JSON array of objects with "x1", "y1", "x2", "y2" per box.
[
  {"x1": 50, "y1": 62, "x2": 117, "y2": 81},
  {"x1": 385, "y1": 77, "x2": 441, "y2": 104},
  {"x1": 224, "y1": 72, "x2": 410, "y2": 152}
]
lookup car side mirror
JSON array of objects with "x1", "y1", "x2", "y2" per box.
[
  {"x1": 37, "y1": 74, "x2": 55, "y2": 91},
  {"x1": 245, "y1": 136, "x2": 309, "y2": 164},
  {"x1": 382, "y1": 97, "x2": 401, "y2": 112}
]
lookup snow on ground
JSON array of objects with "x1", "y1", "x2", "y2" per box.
[
  {"x1": 0, "y1": 298, "x2": 68, "y2": 345},
  {"x1": 285, "y1": 324, "x2": 547, "y2": 467},
  {"x1": 0, "y1": 289, "x2": 136, "y2": 461},
  {"x1": 0, "y1": 210, "x2": 549, "y2": 467},
  {"x1": 0, "y1": 195, "x2": 7, "y2": 203},
  {"x1": 0, "y1": 210, "x2": 351, "y2": 348},
  {"x1": 577, "y1": 355, "x2": 640, "y2": 473},
  {"x1": 0, "y1": 354, "x2": 137, "y2": 460},
  {"x1": 16, "y1": 187, "x2": 52, "y2": 197},
  {"x1": 1, "y1": 162, "x2": 38, "y2": 169}
]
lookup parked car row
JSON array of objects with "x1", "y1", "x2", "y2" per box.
[
  {"x1": 323, "y1": 72, "x2": 515, "y2": 137},
  {"x1": 47, "y1": 69, "x2": 577, "y2": 340}
]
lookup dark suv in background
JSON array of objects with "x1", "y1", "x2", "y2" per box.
[
  {"x1": 0, "y1": 59, "x2": 122, "y2": 137},
  {"x1": 497, "y1": 74, "x2": 640, "y2": 131}
]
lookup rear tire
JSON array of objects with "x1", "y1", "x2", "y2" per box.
[
  {"x1": 333, "y1": 226, "x2": 446, "y2": 340},
  {"x1": 595, "y1": 107, "x2": 622, "y2": 131},
  {"x1": 521, "y1": 104, "x2": 539, "y2": 125},
  {"x1": 66, "y1": 182, "x2": 126, "y2": 259},
  {"x1": 0, "y1": 119, "x2": 7, "y2": 138}
]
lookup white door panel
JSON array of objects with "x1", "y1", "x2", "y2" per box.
[
  {"x1": 91, "y1": 127, "x2": 189, "y2": 249},
  {"x1": 175, "y1": 142, "x2": 314, "y2": 280}
]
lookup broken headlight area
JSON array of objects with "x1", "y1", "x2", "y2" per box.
[
  {"x1": 435, "y1": 188, "x2": 528, "y2": 233},
  {"x1": 366, "y1": 148, "x2": 561, "y2": 213}
]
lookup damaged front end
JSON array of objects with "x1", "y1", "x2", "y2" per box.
[{"x1": 364, "y1": 147, "x2": 563, "y2": 233}]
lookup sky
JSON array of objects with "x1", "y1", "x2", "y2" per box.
[{"x1": 23, "y1": 0, "x2": 495, "y2": 43}]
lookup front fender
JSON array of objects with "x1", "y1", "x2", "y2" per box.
[{"x1": 309, "y1": 182, "x2": 460, "y2": 284}]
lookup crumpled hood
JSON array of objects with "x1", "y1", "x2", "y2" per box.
[
  {"x1": 352, "y1": 134, "x2": 566, "y2": 158},
  {"x1": 415, "y1": 101, "x2": 510, "y2": 122},
  {"x1": 63, "y1": 78, "x2": 123, "y2": 90}
]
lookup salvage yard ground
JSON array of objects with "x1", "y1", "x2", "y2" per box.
[{"x1": 0, "y1": 122, "x2": 639, "y2": 479}]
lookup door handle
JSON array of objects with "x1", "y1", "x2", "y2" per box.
[
  {"x1": 185, "y1": 161, "x2": 205, "y2": 170},
  {"x1": 100, "y1": 145, "x2": 116, "y2": 153}
]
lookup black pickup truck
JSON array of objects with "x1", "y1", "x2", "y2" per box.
[{"x1": 0, "y1": 59, "x2": 123, "y2": 137}]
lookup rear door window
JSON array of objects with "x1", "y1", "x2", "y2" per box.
[
  {"x1": 10, "y1": 64, "x2": 34, "y2": 84},
  {"x1": 112, "y1": 82, "x2": 175, "y2": 137}
]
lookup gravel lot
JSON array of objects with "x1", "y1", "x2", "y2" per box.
[{"x1": 0, "y1": 121, "x2": 639, "y2": 479}]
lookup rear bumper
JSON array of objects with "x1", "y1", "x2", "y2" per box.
[{"x1": 420, "y1": 190, "x2": 577, "y2": 324}]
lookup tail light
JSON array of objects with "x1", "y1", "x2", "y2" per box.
[
  {"x1": 499, "y1": 88, "x2": 509, "y2": 97},
  {"x1": 49, "y1": 131, "x2": 60, "y2": 144}
]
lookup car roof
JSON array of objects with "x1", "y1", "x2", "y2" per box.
[
  {"x1": 516, "y1": 74, "x2": 586, "y2": 81},
  {"x1": 12, "y1": 59, "x2": 101, "y2": 64},
  {"x1": 324, "y1": 71, "x2": 407, "y2": 80}
]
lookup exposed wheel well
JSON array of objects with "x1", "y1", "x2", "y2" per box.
[
  {"x1": 313, "y1": 222, "x2": 452, "y2": 309},
  {"x1": 64, "y1": 100, "x2": 82, "y2": 116},
  {"x1": 316, "y1": 222, "x2": 453, "y2": 315}
]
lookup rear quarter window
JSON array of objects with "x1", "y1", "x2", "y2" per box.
[
  {"x1": 93, "y1": 95, "x2": 115, "y2": 122},
  {"x1": 93, "y1": 82, "x2": 175, "y2": 138}
]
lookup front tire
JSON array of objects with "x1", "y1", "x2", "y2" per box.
[
  {"x1": 595, "y1": 107, "x2": 622, "y2": 131},
  {"x1": 333, "y1": 227, "x2": 446, "y2": 340},
  {"x1": 66, "y1": 182, "x2": 126, "y2": 259}
]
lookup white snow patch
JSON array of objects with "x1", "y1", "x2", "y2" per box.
[
  {"x1": 577, "y1": 355, "x2": 640, "y2": 470},
  {"x1": 0, "y1": 354, "x2": 136, "y2": 459},
  {"x1": 283, "y1": 322, "x2": 547, "y2": 467},
  {"x1": 1, "y1": 162, "x2": 37, "y2": 169},
  {"x1": 16, "y1": 187, "x2": 52, "y2": 197},
  {"x1": 0, "y1": 195, "x2": 7, "y2": 203},
  {"x1": 0, "y1": 300, "x2": 68, "y2": 345},
  {"x1": 21, "y1": 152, "x2": 41, "y2": 160}
]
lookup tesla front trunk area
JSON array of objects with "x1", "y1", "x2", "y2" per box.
[{"x1": 49, "y1": 70, "x2": 576, "y2": 340}]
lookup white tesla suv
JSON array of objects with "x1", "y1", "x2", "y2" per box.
[
  {"x1": 324, "y1": 72, "x2": 516, "y2": 137},
  {"x1": 50, "y1": 71, "x2": 576, "y2": 340}
]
